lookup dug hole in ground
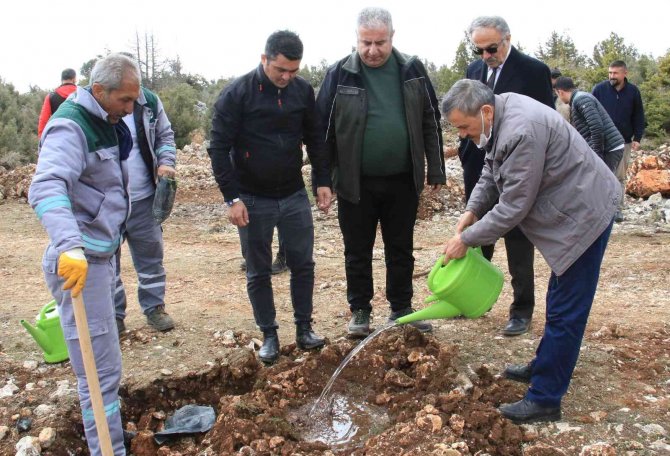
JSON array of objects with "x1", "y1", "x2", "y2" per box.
[{"x1": 0, "y1": 143, "x2": 669, "y2": 455}]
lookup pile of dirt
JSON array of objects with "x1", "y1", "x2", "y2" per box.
[
  {"x1": 109, "y1": 327, "x2": 530, "y2": 455},
  {"x1": 0, "y1": 164, "x2": 34, "y2": 200}
]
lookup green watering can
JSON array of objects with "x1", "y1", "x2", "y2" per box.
[
  {"x1": 396, "y1": 247, "x2": 504, "y2": 325},
  {"x1": 20, "y1": 300, "x2": 69, "y2": 363}
]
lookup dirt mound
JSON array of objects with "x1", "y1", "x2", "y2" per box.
[
  {"x1": 113, "y1": 327, "x2": 526, "y2": 455},
  {"x1": 0, "y1": 164, "x2": 35, "y2": 200}
]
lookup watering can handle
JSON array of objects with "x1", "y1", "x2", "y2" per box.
[{"x1": 39, "y1": 300, "x2": 56, "y2": 320}]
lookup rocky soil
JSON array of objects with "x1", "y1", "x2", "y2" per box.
[{"x1": 0, "y1": 141, "x2": 669, "y2": 455}]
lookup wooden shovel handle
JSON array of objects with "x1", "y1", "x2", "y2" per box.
[{"x1": 72, "y1": 294, "x2": 114, "y2": 456}]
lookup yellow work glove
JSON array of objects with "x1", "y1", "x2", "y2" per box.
[{"x1": 58, "y1": 248, "x2": 88, "y2": 297}]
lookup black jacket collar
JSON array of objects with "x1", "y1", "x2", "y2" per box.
[{"x1": 255, "y1": 63, "x2": 283, "y2": 94}]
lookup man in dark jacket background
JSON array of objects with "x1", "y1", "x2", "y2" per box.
[
  {"x1": 316, "y1": 7, "x2": 445, "y2": 338},
  {"x1": 459, "y1": 15, "x2": 554, "y2": 337},
  {"x1": 555, "y1": 76, "x2": 624, "y2": 173},
  {"x1": 592, "y1": 60, "x2": 646, "y2": 222},
  {"x1": 208, "y1": 30, "x2": 332, "y2": 364}
]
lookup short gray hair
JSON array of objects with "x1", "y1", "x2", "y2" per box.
[
  {"x1": 467, "y1": 16, "x2": 510, "y2": 37},
  {"x1": 441, "y1": 79, "x2": 495, "y2": 117},
  {"x1": 90, "y1": 53, "x2": 141, "y2": 91},
  {"x1": 357, "y1": 7, "x2": 393, "y2": 32}
]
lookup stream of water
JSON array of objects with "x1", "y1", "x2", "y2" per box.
[{"x1": 309, "y1": 321, "x2": 397, "y2": 417}]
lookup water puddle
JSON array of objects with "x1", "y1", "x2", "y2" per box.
[{"x1": 291, "y1": 392, "x2": 389, "y2": 448}]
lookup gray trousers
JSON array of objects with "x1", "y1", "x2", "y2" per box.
[
  {"x1": 43, "y1": 244, "x2": 125, "y2": 455},
  {"x1": 114, "y1": 195, "x2": 166, "y2": 319},
  {"x1": 614, "y1": 143, "x2": 632, "y2": 210}
]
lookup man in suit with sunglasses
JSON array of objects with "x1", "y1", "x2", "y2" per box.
[{"x1": 459, "y1": 15, "x2": 553, "y2": 337}]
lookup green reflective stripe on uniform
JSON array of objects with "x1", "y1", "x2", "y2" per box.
[
  {"x1": 141, "y1": 87, "x2": 158, "y2": 122},
  {"x1": 82, "y1": 399, "x2": 120, "y2": 422},
  {"x1": 156, "y1": 145, "x2": 176, "y2": 156},
  {"x1": 51, "y1": 100, "x2": 118, "y2": 152},
  {"x1": 81, "y1": 234, "x2": 120, "y2": 252},
  {"x1": 35, "y1": 195, "x2": 72, "y2": 219}
]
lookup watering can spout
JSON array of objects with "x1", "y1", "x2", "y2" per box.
[
  {"x1": 21, "y1": 320, "x2": 53, "y2": 354},
  {"x1": 395, "y1": 299, "x2": 462, "y2": 325},
  {"x1": 397, "y1": 248, "x2": 505, "y2": 325}
]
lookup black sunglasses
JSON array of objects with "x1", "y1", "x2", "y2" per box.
[{"x1": 472, "y1": 39, "x2": 506, "y2": 55}]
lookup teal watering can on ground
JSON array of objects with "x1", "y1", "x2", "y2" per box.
[
  {"x1": 396, "y1": 247, "x2": 504, "y2": 325},
  {"x1": 20, "y1": 300, "x2": 69, "y2": 363}
]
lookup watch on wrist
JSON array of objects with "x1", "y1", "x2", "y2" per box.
[{"x1": 226, "y1": 198, "x2": 240, "y2": 207}]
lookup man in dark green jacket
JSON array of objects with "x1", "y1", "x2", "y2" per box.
[{"x1": 316, "y1": 7, "x2": 445, "y2": 337}]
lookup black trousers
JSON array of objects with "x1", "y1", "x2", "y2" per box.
[
  {"x1": 337, "y1": 174, "x2": 419, "y2": 313},
  {"x1": 482, "y1": 227, "x2": 535, "y2": 319},
  {"x1": 461, "y1": 139, "x2": 535, "y2": 319}
]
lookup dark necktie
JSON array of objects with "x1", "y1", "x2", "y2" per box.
[{"x1": 487, "y1": 67, "x2": 497, "y2": 90}]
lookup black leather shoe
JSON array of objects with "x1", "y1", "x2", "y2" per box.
[
  {"x1": 499, "y1": 398, "x2": 561, "y2": 423},
  {"x1": 296, "y1": 322, "x2": 325, "y2": 350},
  {"x1": 271, "y1": 252, "x2": 288, "y2": 275},
  {"x1": 259, "y1": 330, "x2": 280, "y2": 364},
  {"x1": 503, "y1": 363, "x2": 532, "y2": 383},
  {"x1": 503, "y1": 317, "x2": 531, "y2": 336}
]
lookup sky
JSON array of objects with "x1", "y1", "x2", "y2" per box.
[{"x1": 3, "y1": 0, "x2": 668, "y2": 93}]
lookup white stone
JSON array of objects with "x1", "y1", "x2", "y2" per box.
[
  {"x1": 33, "y1": 404, "x2": 53, "y2": 417},
  {"x1": 0, "y1": 425, "x2": 8, "y2": 440},
  {"x1": 15, "y1": 436, "x2": 41, "y2": 456},
  {"x1": 555, "y1": 422, "x2": 582, "y2": 434},
  {"x1": 160, "y1": 369, "x2": 172, "y2": 376},
  {"x1": 647, "y1": 193, "x2": 663, "y2": 206},
  {"x1": 36, "y1": 381, "x2": 47, "y2": 388},
  {"x1": 638, "y1": 423, "x2": 666, "y2": 435},
  {"x1": 650, "y1": 439, "x2": 670, "y2": 452},
  {"x1": 0, "y1": 382, "x2": 19, "y2": 398},
  {"x1": 24, "y1": 383, "x2": 35, "y2": 391},
  {"x1": 23, "y1": 360, "x2": 38, "y2": 370},
  {"x1": 50, "y1": 379, "x2": 74, "y2": 398},
  {"x1": 38, "y1": 427, "x2": 56, "y2": 448}
]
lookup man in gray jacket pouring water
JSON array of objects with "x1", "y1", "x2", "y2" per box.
[{"x1": 441, "y1": 79, "x2": 619, "y2": 423}]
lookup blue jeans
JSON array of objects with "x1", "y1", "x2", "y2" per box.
[
  {"x1": 526, "y1": 220, "x2": 614, "y2": 407},
  {"x1": 238, "y1": 188, "x2": 315, "y2": 331}
]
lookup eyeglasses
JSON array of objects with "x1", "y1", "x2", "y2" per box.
[{"x1": 472, "y1": 39, "x2": 506, "y2": 55}]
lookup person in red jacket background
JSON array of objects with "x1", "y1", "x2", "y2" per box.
[{"x1": 37, "y1": 68, "x2": 77, "y2": 137}]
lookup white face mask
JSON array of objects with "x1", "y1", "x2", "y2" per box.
[{"x1": 478, "y1": 109, "x2": 492, "y2": 149}]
